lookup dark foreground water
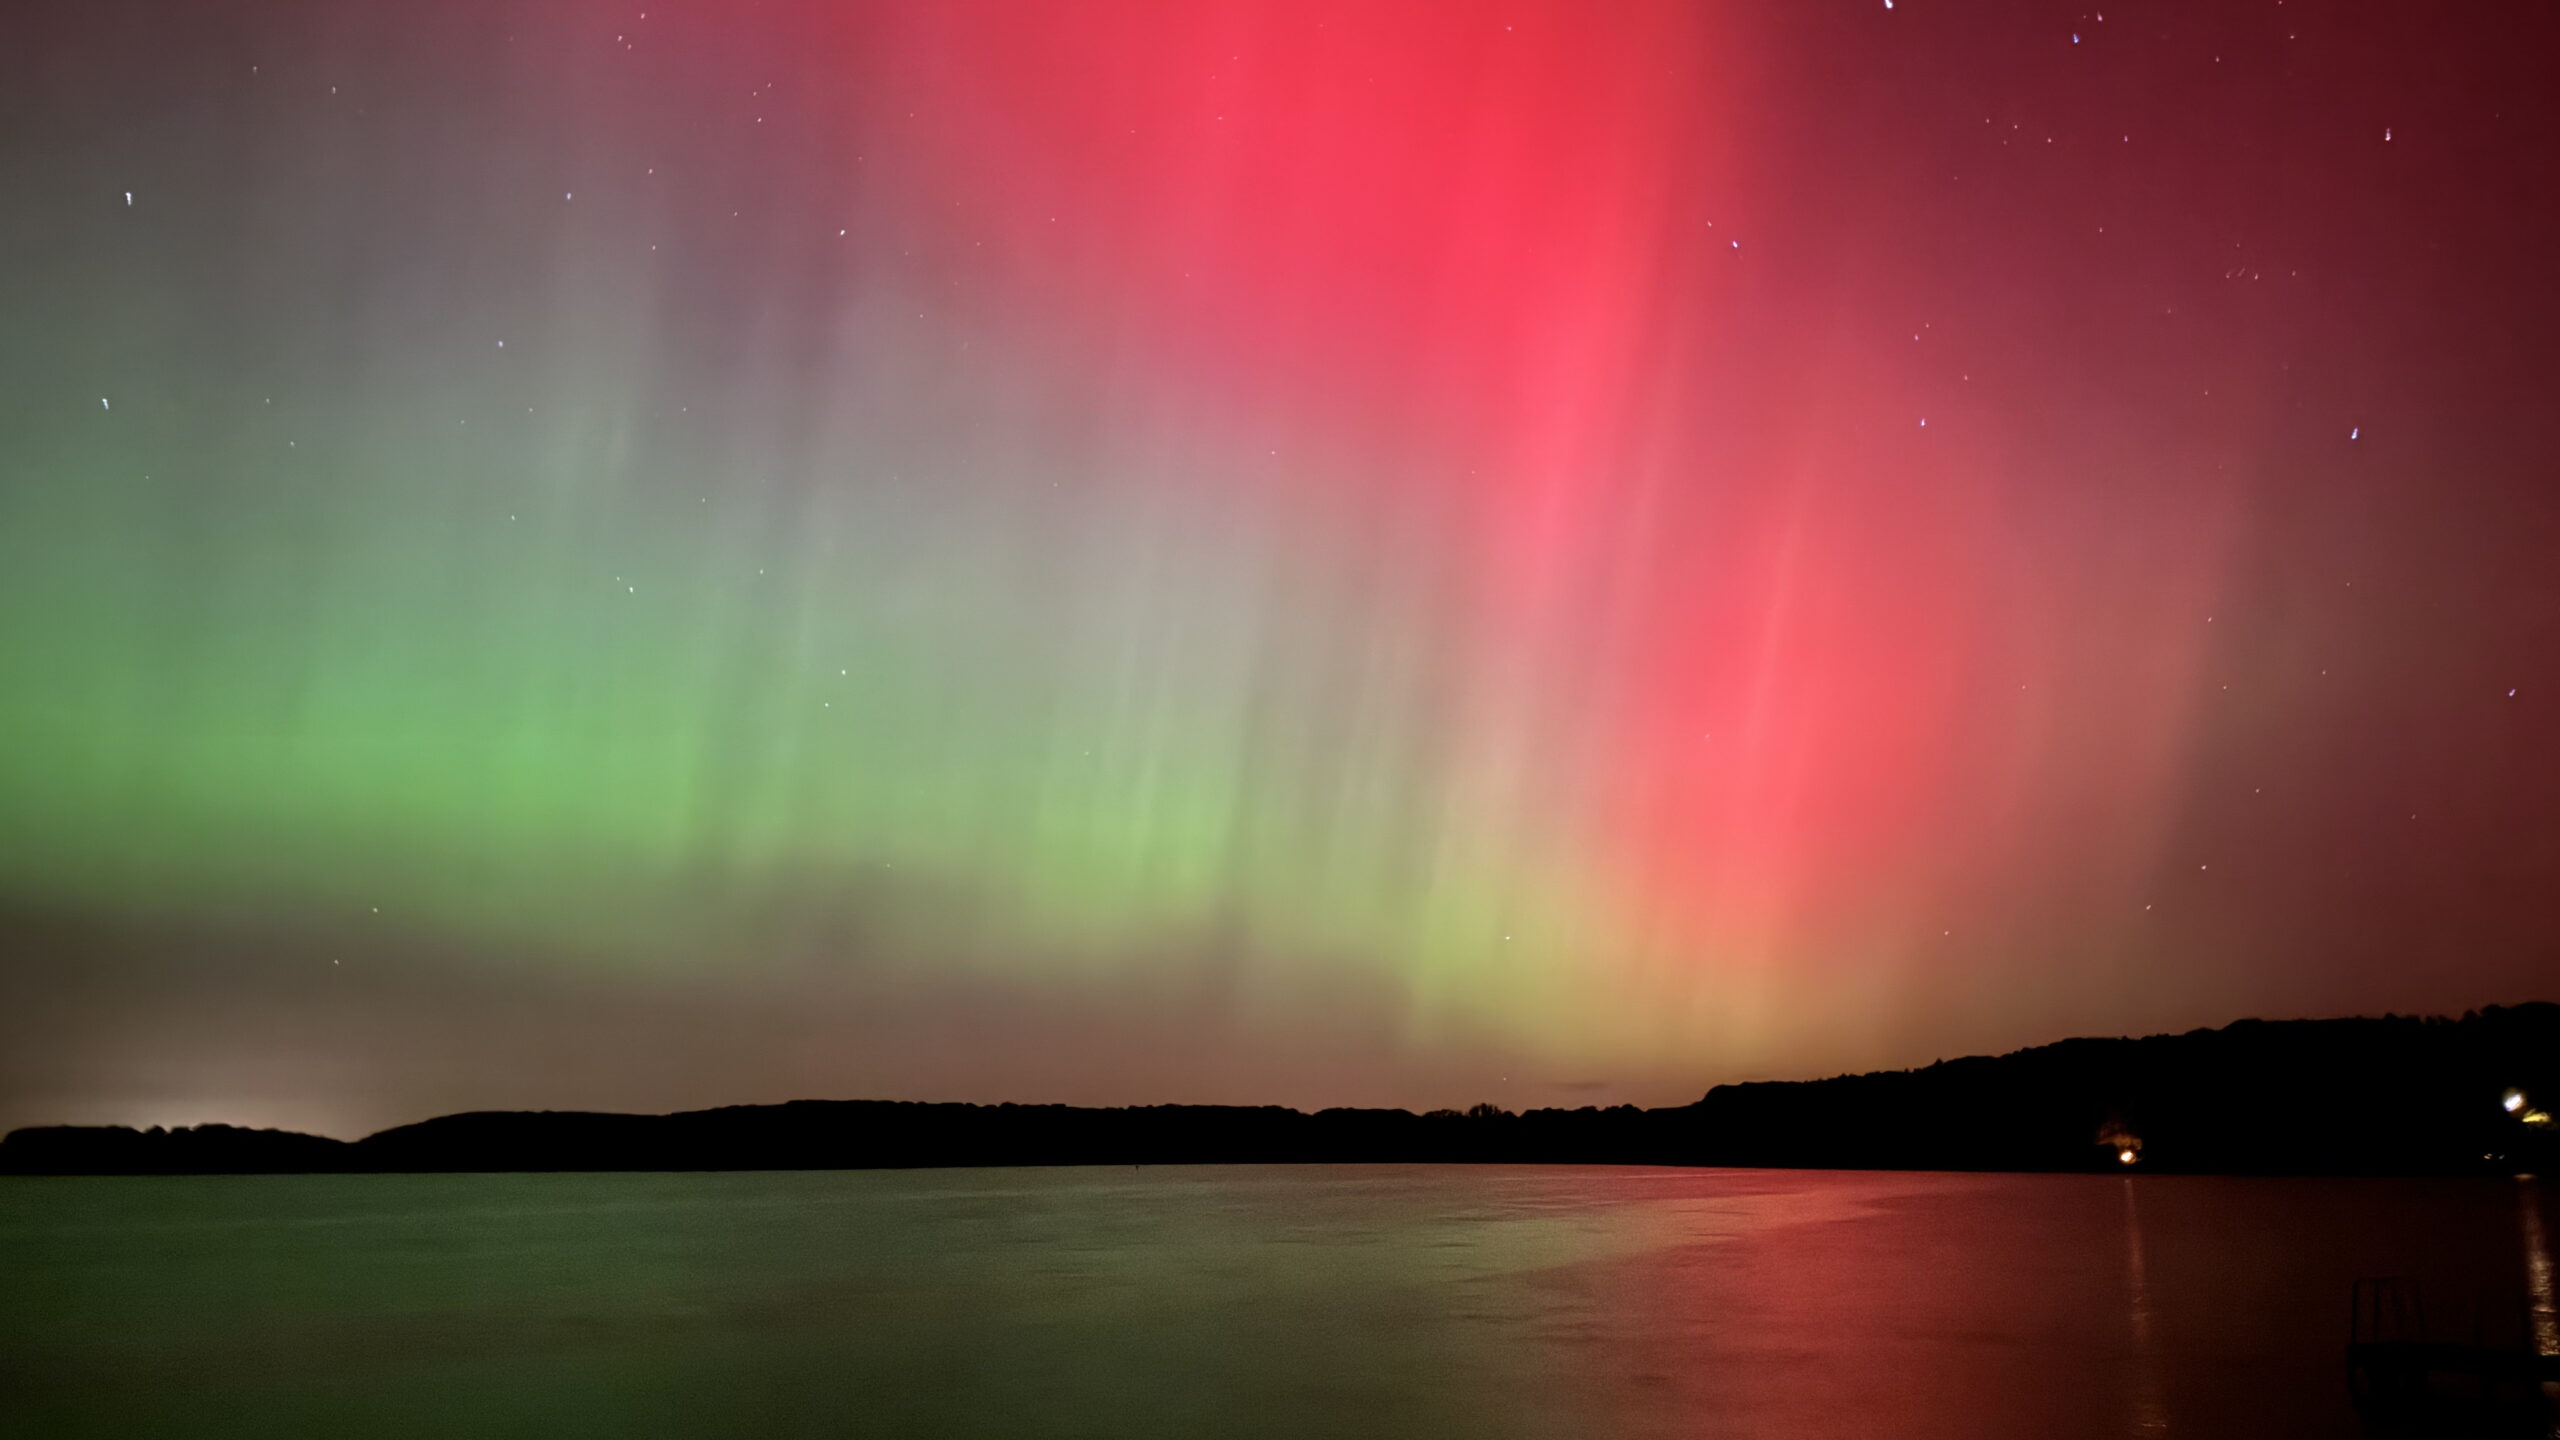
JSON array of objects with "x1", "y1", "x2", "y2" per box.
[{"x1": 2, "y1": 1166, "x2": 2553, "y2": 1438}]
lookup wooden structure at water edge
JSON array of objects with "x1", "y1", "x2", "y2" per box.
[{"x1": 2348, "y1": 1278, "x2": 2559, "y2": 1436}]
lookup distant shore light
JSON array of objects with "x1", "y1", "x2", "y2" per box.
[
  {"x1": 2118, "y1": 1148, "x2": 2138, "y2": 1165},
  {"x1": 2506, "y1": 1089, "x2": 2528, "y2": 1113}
]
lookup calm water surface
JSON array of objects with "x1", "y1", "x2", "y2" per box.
[{"x1": 3, "y1": 1166, "x2": 2551, "y2": 1437}]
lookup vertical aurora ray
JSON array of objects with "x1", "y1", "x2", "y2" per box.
[{"x1": 5, "y1": 0, "x2": 2558, "y2": 1131}]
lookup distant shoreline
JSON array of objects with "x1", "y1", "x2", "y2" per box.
[{"x1": 7, "y1": 1004, "x2": 2553, "y2": 1178}]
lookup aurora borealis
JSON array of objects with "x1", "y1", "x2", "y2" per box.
[{"x1": 3, "y1": 0, "x2": 2556, "y2": 1138}]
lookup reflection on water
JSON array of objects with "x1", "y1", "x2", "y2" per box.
[
  {"x1": 2, "y1": 1166, "x2": 2551, "y2": 1439},
  {"x1": 2528, "y1": 1178, "x2": 2558, "y2": 1357},
  {"x1": 2528, "y1": 1176, "x2": 2560, "y2": 1440},
  {"x1": 2122, "y1": 1180, "x2": 2170, "y2": 1437}
]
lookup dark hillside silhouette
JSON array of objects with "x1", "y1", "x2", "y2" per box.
[{"x1": 7, "y1": 1003, "x2": 2553, "y2": 1176}]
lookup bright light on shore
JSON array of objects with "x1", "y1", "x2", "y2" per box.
[
  {"x1": 2507, "y1": 1090, "x2": 2529, "y2": 1113},
  {"x1": 2118, "y1": 1148, "x2": 2138, "y2": 1165}
]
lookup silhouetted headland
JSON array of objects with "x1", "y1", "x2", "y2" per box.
[{"x1": 8, "y1": 1003, "x2": 2554, "y2": 1176}]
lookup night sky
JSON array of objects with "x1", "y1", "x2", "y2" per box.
[{"x1": 2, "y1": 0, "x2": 2555, "y2": 1139}]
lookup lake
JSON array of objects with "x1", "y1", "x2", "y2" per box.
[{"x1": 2, "y1": 1166, "x2": 2552, "y2": 1437}]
